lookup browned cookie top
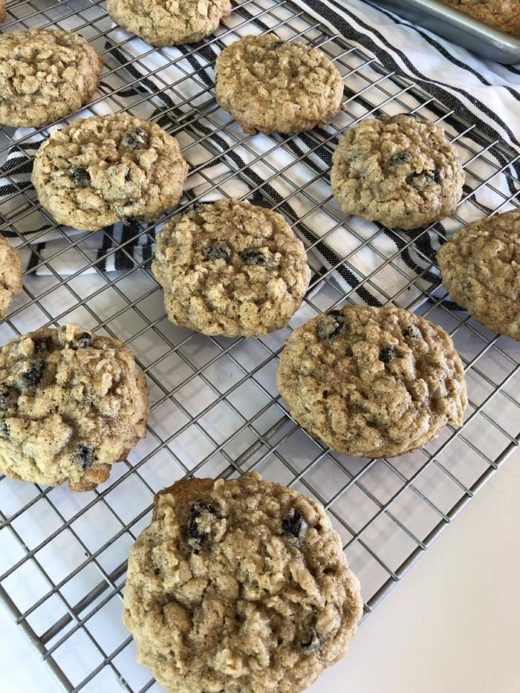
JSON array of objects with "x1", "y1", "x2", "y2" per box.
[
  {"x1": 331, "y1": 115, "x2": 464, "y2": 230},
  {"x1": 0, "y1": 324, "x2": 148, "y2": 490},
  {"x1": 0, "y1": 29, "x2": 102, "y2": 127},
  {"x1": 123, "y1": 473, "x2": 363, "y2": 693},
  {"x1": 215, "y1": 34, "x2": 344, "y2": 134},
  {"x1": 107, "y1": 0, "x2": 231, "y2": 47},
  {"x1": 438, "y1": 0, "x2": 520, "y2": 36},
  {"x1": 0, "y1": 235, "x2": 22, "y2": 319},
  {"x1": 152, "y1": 199, "x2": 311, "y2": 337},
  {"x1": 32, "y1": 113, "x2": 188, "y2": 231},
  {"x1": 277, "y1": 305, "x2": 467, "y2": 458},
  {"x1": 438, "y1": 209, "x2": 520, "y2": 341}
]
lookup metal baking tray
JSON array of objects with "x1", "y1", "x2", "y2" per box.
[{"x1": 368, "y1": 0, "x2": 520, "y2": 64}]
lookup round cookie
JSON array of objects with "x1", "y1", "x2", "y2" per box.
[
  {"x1": 123, "y1": 472, "x2": 363, "y2": 693},
  {"x1": 331, "y1": 115, "x2": 464, "y2": 230},
  {"x1": 0, "y1": 235, "x2": 22, "y2": 319},
  {"x1": 32, "y1": 113, "x2": 188, "y2": 231},
  {"x1": 152, "y1": 199, "x2": 311, "y2": 337},
  {"x1": 0, "y1": 323, "x2": 148, "y2": 491},
  {"x1": 107, "y1": 0, "x2": 231, "y2": 46},
  {"x1": 0, "y1": 29, "x2": 102, "y2": 128},
  {"x1": 277, "y1": 305, "x2": 467, "y2": 458},
  {"x1": 438, "y1": 209, "x2": 520, "y2": 341},
  {"x1": 215, "y1": 34, "x2": 344, "y2": 134}
]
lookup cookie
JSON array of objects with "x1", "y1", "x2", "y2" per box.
[
  {"x1": 0, "y1": 29, "x2": 102, "y2": 128},
  {"x1": 277, "y1": 305, "x2": 467, "y2": 458},
  {"x1": 439, "y1": 0, "x2": 520, "y2": 36},
  {"x1": 0, "y1": 323, "x2": 148, "y2": 491},
  {"x1": 152, "y1": 199, "x2": 311, "y2": 337},
  {"x1": 107, "y1": 0, "x2": 231, "y2": 47},
  {"x1": 215, "y1": 34, "x2": 344, "y2": 134},
  {"x1": 32, "y1": 113, "x2": 188, "y2": 231},
  {"x1": 0, "y1": 235, "x2": 22, "y2": 319},
  {"x1": 331, "y1": 115, "x2": 464, "y2": 230},
  {"x1": 123, "y1": 472, "x2": 363, "y2": 693},
  {"x1": 438, "y1": 209, "x2": 520, "y2": 341}
]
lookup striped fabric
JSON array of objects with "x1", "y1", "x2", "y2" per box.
[
  {"x1": 307, "y1": 0, "x2": 520, "y2": 149},
  {"x1": 0, "y1": 0, "x2": 518, "y2": 311}
]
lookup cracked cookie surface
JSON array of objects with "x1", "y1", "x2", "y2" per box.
[
  {"x1": 215, "y1": 34, "x2": 344, "y2": 134},
  {"x1": 331, "y1": 115, "x2": 464, "y2": 230},
  {"x1": 152, "y1": 199, "x2": 311, "y2": 337},
  {"x1": 123, "y1": 473, "x2": 363, "y2": 693},
  {"x1": 107, "y1": 0, "x2": 231, "y2": 46},
  {"x1": 277, "y1": 305, "x2": 467, "y2": 458},
  {"x1": 0, "y1": 236, "x2": 22, "y2": 319},
  {"x1": 32, "y1": 113, "x2": 188, "y2": 231},
  {"x1": 0, "y1": 29, "x2": 102, "y2": 128},
  {"x1": 438, "y1": 209, "x2": 520, "y2": 341},
  {"x1": 0, "y1": 323, "x2": 148, "y2": 490}
]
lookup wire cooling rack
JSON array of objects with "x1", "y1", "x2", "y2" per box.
[{"x1": 0, "y1": 0, "x2": 519, "y2": 691}]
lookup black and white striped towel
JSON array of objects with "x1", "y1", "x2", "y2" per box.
[
  {"x1": 0, "y1": 0, "x2": 518, "y2": 309},
  {"x1": 309, "y1": 0, "x2": 520, "y2": 147}
]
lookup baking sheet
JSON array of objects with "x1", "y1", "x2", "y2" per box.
[{"x1": 369, "y1": 0, "x2": 520, "y2": 64}]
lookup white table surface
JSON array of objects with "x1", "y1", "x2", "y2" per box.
[{"x1": 1, "y1": 447, "x2": 519, "y2": 693}]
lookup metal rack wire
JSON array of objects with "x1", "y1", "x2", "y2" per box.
[{"x1": 0, "y1": 0, "x2": 519, "y2": 690}]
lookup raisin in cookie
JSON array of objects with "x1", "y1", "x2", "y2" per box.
[
  {"x1": 331, "y1": 115, "x2": 464, "y2": 230},
  {"x1": 0, "y1": 324, "x2": 148, "y2": 491},
  {"x1": 32, "y1": 113, "x2": 188, "y2": 231},
  {"x1": 0, "y1": 29, "x2": 102, "y2": 128},
  {"x1": 152, "y1": 199, "x2": 311, "y2": 337},
  {"x1": 438, "y1": 209, "x2": 520, "y2": 341},
  {"x1": 277, "y1": 305, "x2": 467, "y2": 458},
  {"x1": 215, "y1": 34, "x2": 344, "y2": 134},
  {"x1": 107, "y1": 0, "x2": 231, "y2": 47},
  {"x1": 123, "y1": 473, "x2": 363, "y2": 693},
  {"x1": 0, "y1": 235, "x2": 22, "y2": 319}
]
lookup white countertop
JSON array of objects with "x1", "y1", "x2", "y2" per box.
[{"x1": 1, "y1": 446, "x2": 519, "y2": 693}]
